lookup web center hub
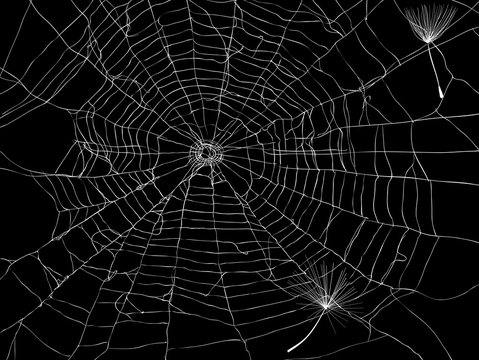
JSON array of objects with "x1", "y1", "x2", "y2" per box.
[{"x1": 190, "y1": 140, "x2": 223, "y2": 166}]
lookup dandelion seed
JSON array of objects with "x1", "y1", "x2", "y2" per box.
[
  {"x1": 404, "y1": 4, "x2": 457, "y2": 99},
  {"x1": 287, "y1": 262, "x2": 360, "y2": 353}
]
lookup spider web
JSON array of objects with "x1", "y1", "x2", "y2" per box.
[{"x1": 1, "y1": 0, "x2": 479, "y2": 359}]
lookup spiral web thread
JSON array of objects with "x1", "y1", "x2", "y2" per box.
[{"x1": 0, "y1": 1, "x2": 479, "y2": 359}]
